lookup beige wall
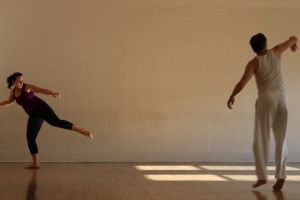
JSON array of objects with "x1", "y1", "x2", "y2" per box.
[{"x1": 1, "y1": 0, "x2": 300, "y2": 162}]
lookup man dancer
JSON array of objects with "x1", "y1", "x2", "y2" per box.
[{"x1": 227, "y1": 33, "x2": 297, "y2": 190}]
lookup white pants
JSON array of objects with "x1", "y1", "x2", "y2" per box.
[{"x1": 253, "y1": 90, "x2": 288, "y2": 180}]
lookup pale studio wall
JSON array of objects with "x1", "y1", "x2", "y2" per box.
[{"x1": 0, "y1": 0, "x2": 300, "y2": 162}]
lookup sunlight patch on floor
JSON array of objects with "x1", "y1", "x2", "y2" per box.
[
  {"x1": 145, "y1": 174, "x2": 226, "y2": 181},
  {"x1": 135, "y1": 165, "x2": 200, "y2": 170},
  {"x1": 144, "y1": 174, "x2": 300, "y2": 182},
  {"x1": 223, "y1": 175, "x2": 271, "y2": 181},
  {"x1": 136, "y1": 164, "x2": 300, "y2": 182},
  {"x1": 199, "y1": 166, "x2": 300, "y2": 171},
  {"x1": 224, "y1": 175, "x2": 300, "y2": 181},
  {"x1": 200, "y1": 166, "x2": 255, "y2": 170},
  {"x1": 284, "y1": 176, "x2": 300, "y2": 181}
]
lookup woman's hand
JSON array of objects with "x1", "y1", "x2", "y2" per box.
[{"x1": 52, "y1": 92, "x2": 60, "y2": 98}]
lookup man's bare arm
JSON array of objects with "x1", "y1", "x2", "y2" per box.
[
  {"x1": 227, "y1": 58, "x2": 258, "y2": 109},
  {"x1": 273, "y1": 36, "x2": 298, "y2": 58}
]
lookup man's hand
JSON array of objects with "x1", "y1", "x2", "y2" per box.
[
  {"x1": 227, "y1": 96, "x2": 235, "y2": 109},
  {"x1": 291, "y1": 43, "x2": 298, "y2": 52}
]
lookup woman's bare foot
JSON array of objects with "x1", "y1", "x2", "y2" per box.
[
  {"x1": 72, "y1": 125, "x2": 93, "y2": 139},
  {"x1": 272, "y1": 179, "x2": 285, "y2": 190},
  {"x1": 82, "y1": 129, "x2": 93, "y2": 139},
  {"x1": 24, "y1": 164, "x2": 40, "y2": 169},
  {"x1": 252, "y1": 180, "x2": 267, "y2": 188},
  {"x1": 78, "y1": 128, "x2": 93, "y2": 139}
]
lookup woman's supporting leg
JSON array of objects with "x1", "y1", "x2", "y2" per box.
[
  {"x1": 26, "y1": 117, "x2": 44, "y2": 168},
  {"x1": 24, "y1": 154, "x2": 41, "y2": 169}
]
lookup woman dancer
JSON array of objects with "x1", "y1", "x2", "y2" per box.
[{"x1": 0, "y1": 72, "x2": 93, "y2": 168}]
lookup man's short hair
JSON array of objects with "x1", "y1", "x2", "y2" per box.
[{"x1": 250, "y1": 33, "x2": 267, "y2": 53}]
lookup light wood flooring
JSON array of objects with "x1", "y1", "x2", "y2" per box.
[{"x1": 1, "y1": 162, "x2": 300, "y2": 200}]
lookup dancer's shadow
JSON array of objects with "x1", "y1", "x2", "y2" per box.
[
  {"x1": 252, "y1": 191, "x2": 267, "y2": 200},
  {"x1": 272, "y1": 190, "x2": 285, "y2": 200},
  {"x1": 252, "y1": 190, "x2": 285, "y2": 200},
  {"x1": 25, "y1": 169, "x2": 38, "y2": 200}
]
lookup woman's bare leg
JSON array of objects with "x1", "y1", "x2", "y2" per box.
[{"x1": 72, "y1": 125, "x2": 93, "y2": 139}]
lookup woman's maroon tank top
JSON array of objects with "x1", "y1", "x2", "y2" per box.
[{"x1": 14, "y1": 84, "x2": 45, "y2": 115}]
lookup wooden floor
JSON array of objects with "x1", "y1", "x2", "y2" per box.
[{"x1": 1, "y1": 163, "x2": 300, "y2": 200}]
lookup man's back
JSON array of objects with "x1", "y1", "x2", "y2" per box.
[{"x1": 255, "y1": 50, "x2": 284, "y2": 93}]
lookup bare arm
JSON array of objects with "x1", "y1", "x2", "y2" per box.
[
  {"x1": 26, "y1": 84, "x2": 60, "y2": 98},
  {"x1": 0, "y1": 90, "x2": 15, "y2": 108},
  {"x1": 227, "y1": 58, "x2": 258, "y2": 109},
  {"x1": 273, "y1": 36, "x2": 298, "y2": 59}
]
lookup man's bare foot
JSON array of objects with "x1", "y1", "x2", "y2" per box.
[
  {"x1": 252, "y1": 180, "x2": 267, "y2": 188},
  {"x1": 272, "y1": 179, "x2": 285, "y2": 190},
  {"x1": 24, "y1": 164, "x2": 40, "y2": 169}
]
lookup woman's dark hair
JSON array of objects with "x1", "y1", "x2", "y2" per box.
[
  {"x1": 250, "y1": 33, "x2": 267, "y2": 53},
  {"x1": 7, "y1": 72, "x2": 23, "y2": 89}
]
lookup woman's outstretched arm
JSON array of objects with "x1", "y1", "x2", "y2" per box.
[
  {"x1": 26, "y1": 84, "x2": 60, "y2": 98},
  {"x1": 0, "y1": 90, "x2": 15, "y2": 108}
]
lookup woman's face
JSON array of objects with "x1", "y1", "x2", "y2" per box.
[{"x1": 14, "y1": 76, "x2": 24, "y2": 89}]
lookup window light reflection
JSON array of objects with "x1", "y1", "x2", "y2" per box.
[
  {"x1": 223, "y1": 175, "x2": 270, "y2": 181},
  {"x1": 135, "y1": 165, "x2": 300, "y2": 182},
  {"x1": 135, "y1": 165, "x2": 200, "y2": 170},
  {"x1": 145, "y1": 174, "x2": 226, "y2": 181},
  {"x1": 224, "y1": 175, "x2": 300, "y2": 181},
  {"x1": 199, "y1": 166, "x2": 300, "y2": 171}
]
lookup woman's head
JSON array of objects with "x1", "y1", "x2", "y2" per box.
[
  {"x1": 250, "y1": 33, "x2": 267, "y2": 53},
  {"x1": 7, "y1": 72, "x2": 23, "y2": 89}
]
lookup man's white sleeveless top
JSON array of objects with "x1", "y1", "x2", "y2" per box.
[{"x1": 255, "y1": 50, "x2": 285, "y2": 93}]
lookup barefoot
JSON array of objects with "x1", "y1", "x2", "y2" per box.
[
  {"x1": 24, "y1": 164, "x2": 40, "y2": 169},
  {"x1": 72, "y1": 125, "x2": 93, "y2": 139},
  {"x1": 81, "y1": 129, "x2": 93, "y2": 139},
  {"x1": 252, "y1": 180, "x2": 267, "y2": 188},
  {"x1": 272, "y1": 179, "x2": 285, "y2": 190}
]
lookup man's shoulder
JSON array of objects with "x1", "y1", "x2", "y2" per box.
[
  {"x1": 247, "y1": 57, "x2": 259, "y2": 73},
  {"x1": 249, "y1": 57, "x2": 259, "y2": 66}
]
